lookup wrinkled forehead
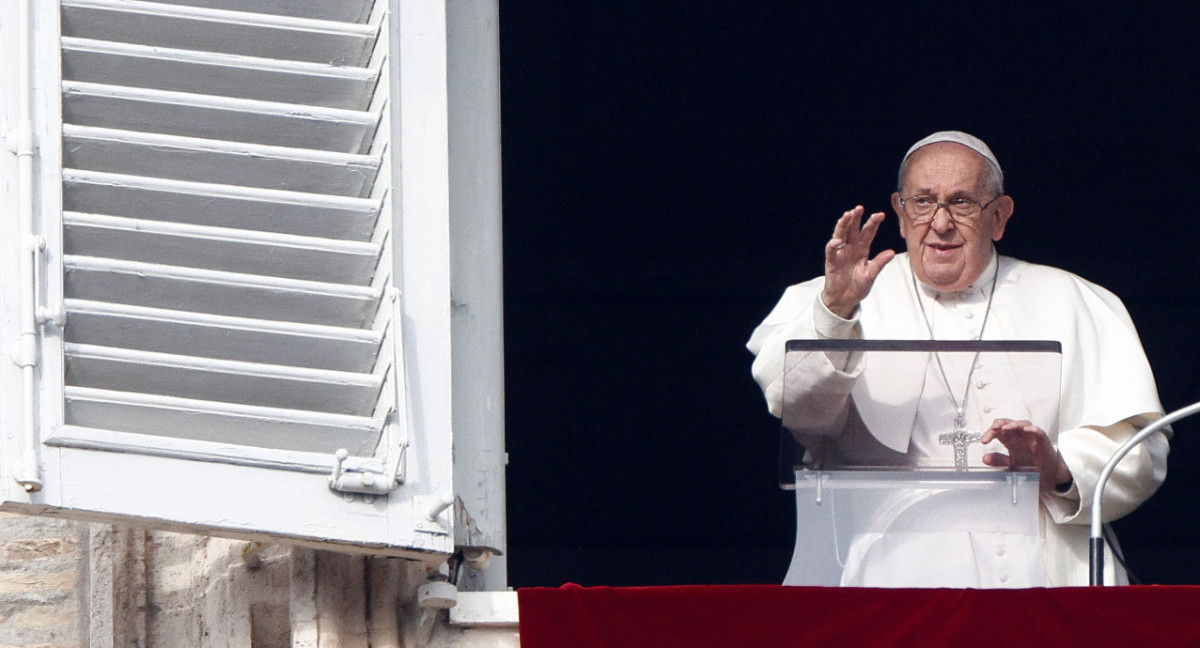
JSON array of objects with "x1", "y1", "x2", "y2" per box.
[{"x1": 900, "y1": 142, "x2": 993, "y2": 192}]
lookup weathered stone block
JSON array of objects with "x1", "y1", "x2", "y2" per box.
[
  {"x1": 7, "y1": 601, "x2": 78, "y2": 630},
  {"x1": 2, "y1": 540, "x2": 79, "y2": 562},
  {"x1": 0, "y1": 571, "x2": 76, "y2": 595}
]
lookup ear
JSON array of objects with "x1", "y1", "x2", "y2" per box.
[
  {"x1": 891, "y1": 192, "x2": 907, "y2": 237},
  {"x1": 990, "y1": 195, "x2": 1014, "y2": 241}
]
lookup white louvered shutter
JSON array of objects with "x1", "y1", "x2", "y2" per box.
[{"x1": 0, "y1": 0, "x2": 457, "y2": 559}]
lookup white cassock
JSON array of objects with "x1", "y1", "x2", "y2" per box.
[{"x1": 747, "y1": 252, "x2": 1169, "y2": 587}]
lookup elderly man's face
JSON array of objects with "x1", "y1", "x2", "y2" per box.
[{"x1": 890, "y1": 142, "x2": 1014, "y2": 291}]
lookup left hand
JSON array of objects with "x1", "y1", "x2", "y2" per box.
[{"x1": 980, "y1": 418, "x2": 1073, "y2": 493}]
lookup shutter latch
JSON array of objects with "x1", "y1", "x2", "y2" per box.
[{"x1": 328, "y1": 435, "x2": 407, "y2": 496}]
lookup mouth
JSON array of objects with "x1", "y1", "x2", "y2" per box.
[{"x1": 925, "y1": 242, "x2": 962, "y2": 257}]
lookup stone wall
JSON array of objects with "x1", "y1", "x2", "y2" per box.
[
  {"x1": 0, "y1": 513, "x2": 517, "y2": 648},
  {"x1": 0, "y1": 512, "x2": 84, "y2": 648}
]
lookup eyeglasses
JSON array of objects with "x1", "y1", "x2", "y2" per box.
[{"x1": 900, "y1": 194, "x2": 1002, "y2": 224}]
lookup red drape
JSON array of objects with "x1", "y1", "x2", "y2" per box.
[{"x1": 519, "y1": 584, "x2": 1200, "y2": 648}]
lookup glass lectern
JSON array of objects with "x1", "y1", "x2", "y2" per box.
[{"x1": 780, "y1": 340, "x2": 1062, "y2": 588}]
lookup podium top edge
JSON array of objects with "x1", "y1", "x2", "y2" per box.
[
  {"x1": 784, "y1": 339, "x2": 1062, "y2": 353},
  {"x1": 793, "y1": 467, "x2": 1040, "y2": 485}
]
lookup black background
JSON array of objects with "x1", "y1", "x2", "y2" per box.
[{"x1": 499, "y1": 3, "x2": 1200, "y2": 587}]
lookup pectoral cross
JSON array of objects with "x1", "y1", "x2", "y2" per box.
[{"x1": 938, "y1": 412, "x2": 981, "y2": 471}]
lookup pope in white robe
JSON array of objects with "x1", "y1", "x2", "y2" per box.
[{"x1": 746, "y1": 131, "x2": 1168, "y2": 587}]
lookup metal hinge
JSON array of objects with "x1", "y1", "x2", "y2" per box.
[
  {"x1": 328, "y1": 286, "x2": 410, "y2": 498},
  {"x1": 328, "y1": 418, "x2": 408, "y2": 496}
]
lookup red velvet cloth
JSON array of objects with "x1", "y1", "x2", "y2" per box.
[{"x1": 519, "y1": 584, "x2": 1200, "y2": 648}]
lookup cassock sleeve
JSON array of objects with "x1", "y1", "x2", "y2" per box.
[
  {"x1": 1032, "y1": 269, "x2": 1169, "y2": 524},
  {"x1": 1043, "y1": 415, "x2": 1169, "y2": 524},
  {"x1": 747, "y1": 282, "x2": 863, "y2": 427}
]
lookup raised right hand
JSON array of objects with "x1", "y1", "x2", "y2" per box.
[{"x1": 820, "y1": 206, "x2": 896, "y2": 319}]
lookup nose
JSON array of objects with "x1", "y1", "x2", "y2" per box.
[{"x1": 929, "y1": 206, "x2": 956, "y2": 233}]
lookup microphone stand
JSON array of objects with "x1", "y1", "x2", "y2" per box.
[{"x1": 1090, "y1": 401, "x2": 1200, "y2": 585}]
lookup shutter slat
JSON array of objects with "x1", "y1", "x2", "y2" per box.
[
  {"x1": 65, "y1": 343, "x2": 384, "y2": 416},
  {"x1": 63, "y1": 170, "x2": 382, "y2": 240},
  {"x1": 63, "y1": 81, "x2": 380, "y2": 154},
  {"x1": 143, "y1": 0, "x2": 377, "y2": 24},
  {"x1": 62, "y1": 37, "x2": 380, "y2": 110},
  {"x1": 64, "y1": 213, "x2": 383, "y2": 284},
  {"x1": 64, "y1": 387, "x2": 382, "y2": 456},
  {"x1": 64, "y1": 256, "x2": 382, "y2": 328},
  {"x1": 63, "y1": 126, "x2": 380, "y2": 197},
  {"x1": 61, "y1": 0, "x2": 379, "y2": 65},
  {"x1": 64, "y1": 299, "x2": 382, "y2": 373}
]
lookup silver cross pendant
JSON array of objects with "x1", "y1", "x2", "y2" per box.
[{"x1": 939, "y1": 414, "x2": 981, "y2": 471}]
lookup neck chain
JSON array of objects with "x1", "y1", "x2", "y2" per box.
[{"x1": 910, "y1": 255, "x2": 1000, "y2": 433}]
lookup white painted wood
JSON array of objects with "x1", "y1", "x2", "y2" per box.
[
  {"x1": 63, "y1": 126, "x2": 382, "y2": 197},
  {"x1": 61, "y1": 0, "x2": 380, "y2": 65},
  {"x1": 65, "y1": 342, "x2": 384, "y2": 416},
  {"x1": 449, "y1": 592, "x2": 519, "y2": 627},
  {"x1": 64, "y1": 213, "x2": 384, "y2": 284},
  {"x1": 5, "y1": 444, "x2": 455, "y2": 560},
  {"x1": 45, "y1": 420, "x2": 384, "y2": 470},
  {"x1": 31, "y1": 0, "x2": 69, "y2": 477},
  {"x1": 63, "y1": 170, "x2": 383, "y2": 241},
  {"x1": 392, "y1": 0, "x2": 457, "y2": 530},
  {"x1": 53, "y1": 0, "x2": 400, "y2": 478},
  {"x1": 0, "y1": 0, "x2": 466, "y2": 560},
  {"x1": 147, "y1": 0, "x2": 377, "y2": 24},
  {"x1": 0, "y1": 0, "x2": 28, "y2": 501},
  {"x1": 447, "y1": 0, "x2": 507, "y2": 592},
  {"x1": 59, "y1": 392, "x2": 384, "y2": 457},
  {"x1": 63, "y1": 255, "x2": 383, "y2": 327},
  {"x1": 63, "y1": 81, "x2": 381, "y2": 154},
  {"x1": 11, "y1": 0, "x2": 46, "y2": 492},
  {"x1": 63, "y1": 300, "x2": 383, "y2": 372},
  {"x1": 62, "y1": 37, "x2": 380, "y2": 110}
]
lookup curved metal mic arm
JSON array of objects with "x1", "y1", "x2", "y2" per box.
[{"x1": 1090, "y1": 401, "x2": 1200, "y2": 585}]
